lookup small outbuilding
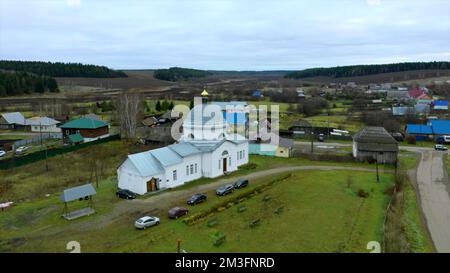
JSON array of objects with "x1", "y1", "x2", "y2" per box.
[
  {"x1": 353, "y1": 127, "x2": 398, "y2": 164},
  {"x1": 61, "y1": 183, "x2": 96, "y2": 220}
]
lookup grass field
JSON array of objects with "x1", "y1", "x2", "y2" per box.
[
  {"x1": 0, "y1": 140, "x2": 162, "y2": 201},
  {"x1": 0, "y1": 169, "x2": 394, "y2": 253}
]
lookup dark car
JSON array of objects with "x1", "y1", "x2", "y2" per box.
[
  {"x1": 116, "y1": 189, "x2": 137, "y2": 200},
  {"x1": 216, "y1": 184, "x2": 234, "y2": 196},
  {"x1": 233, "y1": 179, "x2": 249, "y2": 189},
  {"x1": 318, "y1": 134, "x2": 325, "y2": 142},
  {"x1": 168, "y1": 207, "x2": 189, "y2": 219},
  {"x1": 187, "y1": 193, "x2": 207, "y2": 205}
]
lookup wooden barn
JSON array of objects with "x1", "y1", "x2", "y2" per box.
[{"x1": 352, "y1": 127, "x2": 398, "y2": 164}]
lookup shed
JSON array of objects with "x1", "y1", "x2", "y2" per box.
[
  {"x1": 352, "y1": 127, "x2": 398, "y2": 164},
  {"x1": 61, "y1": 183, "x2": 96, "y2": 220}
]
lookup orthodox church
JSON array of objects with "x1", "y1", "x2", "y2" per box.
[{"x1": 117, "y1": 91, "x2": 249, "y2": 194}]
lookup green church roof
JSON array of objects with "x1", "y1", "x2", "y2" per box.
[{"x1": 61, "y1": 117, "x2": 108, "y2": 129}]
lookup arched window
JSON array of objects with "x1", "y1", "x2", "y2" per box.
[{"x1": 222, "y1": 150, "x2": 229, "y2": 156}]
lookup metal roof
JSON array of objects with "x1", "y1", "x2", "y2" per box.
[
  {"x1": 61, "y1": 183, "x2": 96, "y2": 202},
  {"x1": 430, "y1": 120, "x2": 450, "y2": 135},
  {"x1": 60, "y1": 117, "x2": 108, "y2": 129},
  {"x1": 128, "y1": 151, "x2": 164, "y2": 177},
  {"x1": 168, "y1": 142, "x2": 202, "y2": 157},
  {"x1": 353, "y1": 127, "x2": 398, "y2": 152},
  {"x1": 68, "y1": 133, "x2": 84, "y2": 143},
  {"x1": 150, "y1": 146, "x2": 183, "y2": 166},
  {"x1": 406, "y1": 124, "x2": 433, "y2": 135},
  {"x1": 26, "y1": 116, "x2": 60, "y2": 126},
  {"x1": 1, "y1": 112, "x2": 26, "y2": 125}
]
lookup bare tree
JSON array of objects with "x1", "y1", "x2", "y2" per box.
[{"x1": 115, "y1": 91, "x2": 143, "y2": 140}]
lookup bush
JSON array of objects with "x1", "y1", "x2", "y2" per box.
[
  {"x1": 239, "y1": 163, "x2": 257, "y2": 170},
  {"x1": 407, "y1": 136, "x2": 416, "y2": 145},
  {"x1": 357, "y1": 189, "x2": 370, "y2": 198}
]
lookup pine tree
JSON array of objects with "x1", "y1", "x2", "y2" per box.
[{"x1": 155, "y1": 100, "x2": 162, "y2": 112}]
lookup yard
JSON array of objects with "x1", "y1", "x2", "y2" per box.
[{"x1": 0, "y1": 156, "x2": 395, "y2": 252}]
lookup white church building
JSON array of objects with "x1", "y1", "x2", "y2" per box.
[{"x1": 117, "y1": 101, "x2": 249, "y2": 195}]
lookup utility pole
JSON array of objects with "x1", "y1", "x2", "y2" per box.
[
  {"x1": 375, "y1": 153, "x2": 380, "y2": 183},
  {"x1": 310, "y1": 128, "x2": 314, "y2": 155}
]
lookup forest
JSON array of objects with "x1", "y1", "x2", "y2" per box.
[
  {"x1": 153, "y1": 67, "x2": 212, "y2": 81},
  {"x1": 0, "y1": 60, "x2": 127, "y2": 78},
  {"x1": 284, "y1": 61, "x2": 450, "y2": 79},
  {"x1": 0, "y1": 71, "x2": 59, "y2": 97}
]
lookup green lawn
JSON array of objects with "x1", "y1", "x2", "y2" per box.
[
  {"x1": 0, "y1": 140, "x2": 158, "y2": 201},
  {"x1": 0, "y1": 170, "x2": 394, "y2": 253}
]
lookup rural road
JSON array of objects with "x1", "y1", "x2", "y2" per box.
[{"x1": 415, "y1": 150, "x2": 450, "y2": 253}]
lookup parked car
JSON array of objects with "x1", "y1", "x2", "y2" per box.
[
  {"x1": 318, "y1": 134, "x2": 325, "y2": 142},
  {"x1": 216, "y1": 184, "x2": 235, "y2": 196},
  {"x1": 134, "y1": 216, "x2": 160, "y2": 229},
  {"x1": 15, "y1": 146, "x2": 29, "y2": 154},
  {"x1": 168, "y1": 207, "x2": 189, "y2": 219},
  {"x1": 233, "y1": 179, "x2": 249, "y2": 189},
  {"x1": 187, "y1": 193, "x2": 207, "y2": 205},
  {"x1": 116, "y1": 189, "x2": 137, "y2": 199},
  {"x1": 436, "y1": 135, "x2": 450, "y2": 144},
  {"x1": 0, "y1": 150, "x2": 6, "y2": 157},
  {"x1": 435, "y1": 144, "x2": 448, "y2": 151}
]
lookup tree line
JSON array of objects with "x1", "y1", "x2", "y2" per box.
[
  {"x1": 0, "y1": 60, "x2": 127, "y2": 78},
  {"x1": 0, "y1": 71, "x2": 59, "y2": 97},
  {"x1": 153, "y1": 67, "x2": 212, "y2": 81},
  {"x1": 284, "y1": 61, "x2": 450, "y2": 79}
]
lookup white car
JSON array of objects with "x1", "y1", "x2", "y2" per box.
[
  {"x1": 15, "y1": 146, "x2": 30, "y2": 154},
  {"x1": 435, "y1": 144, "x2": 448, "y2": 151},
  {"x1": 134, "y1": 216, "x2": 160, "y2": 229},
  {"x1": 0, "y1": 150, "x2": 6, "y2": 157}
]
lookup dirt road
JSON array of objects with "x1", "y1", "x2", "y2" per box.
[{"x1": 416, "y1": 150, "x2": 450, "y2": 252}]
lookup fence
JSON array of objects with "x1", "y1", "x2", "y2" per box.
[
  {"x1": 0, "y1": 134, "x2": 121, "y2": 170},
  {"x1": 12, "y1": 133, "x2": 63, "y2": 150},
  {"x1": 292, "y1": 150, "x2": 357, "y2": 163}
]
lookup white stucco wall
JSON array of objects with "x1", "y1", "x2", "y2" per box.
[
  {"x1": 117, "y1": 159, "x2": 165, "y2": 195},
  {"x1": 162, "y1": 154, "x2": 203, "y2": 188}
]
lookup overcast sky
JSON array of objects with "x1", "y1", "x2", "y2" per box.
[{"x1": 1, "y1": 0, "x2": 449, "y2": 70}]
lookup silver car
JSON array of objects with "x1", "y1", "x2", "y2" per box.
[{"x1": 134, "y1": 216, "x2": 160, "y2": 229}]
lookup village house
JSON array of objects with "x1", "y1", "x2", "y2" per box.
[
  {"x1": 117, "y1": 103, "x2": 249, "y2": 195},
  {"x1": 26, "y1": 116, "x2": 61, "y2": 133},
  {"x1": 0, "y1": 112, "x2": 27, "y2": 130},
  {"x1": 60, "y1": 117, "x2": 109, "y2": 144},
  {"x1": 352, "y1": 127, "x2": 399, "y2": 164},
  {"x1": 433, "y1": 100, "x2": 449, "y2": 111},
  {"x1": 406, "y1": 120, "x2": 450, "y2": 141}
]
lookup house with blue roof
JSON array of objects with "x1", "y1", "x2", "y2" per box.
[
  {"x1": 406, "y1": 119, "x2": 450, "y2": 141},
  {"x1": 433, "y1": 100, "x2": 449, "y2": 111},
  {"x1": 252, "y1": 90, "x2": 263, "y2": 98},
  {"x1": 117, "y1": 103, "x2": 249, "y2": 194}
]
